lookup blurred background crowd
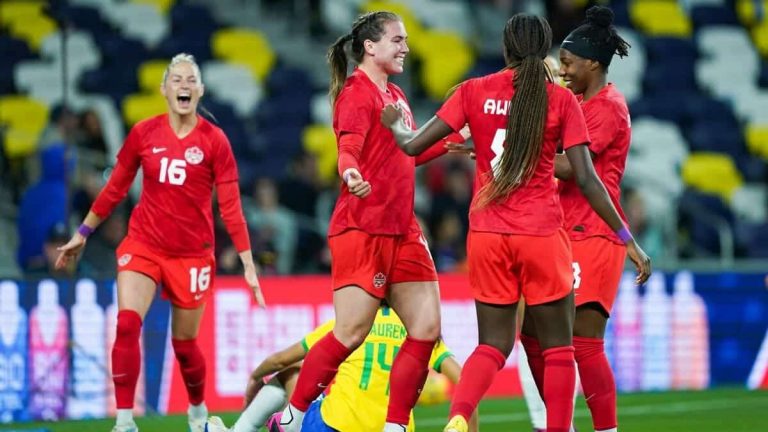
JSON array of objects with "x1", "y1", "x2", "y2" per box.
[{"x1": 1, "y1": 0, "x2": 767, "y2": 280}]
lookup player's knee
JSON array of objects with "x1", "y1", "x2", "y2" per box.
[
  {"x1": 115, "y1": 310, "x2": 142, "y2": 342},
  {"x1": 333, "y1": 323, "x2": 369, "y2": 349},
  {"x1": 480, "y1": 338, "x2": 514, "y2": 358}
]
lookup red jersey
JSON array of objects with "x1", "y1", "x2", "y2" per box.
[
  {"x1": 437, "y1": 69, "x2": 590, "y2": 236},
  {"x1": 329, "y1": 68, "x2": 419, "y2": 236},
  {"x1": 106, "y1": 114, "x2": 239, "y2": 256},
  {"x1": 559, "y1": 84, "x2": 630, "y2": 244}
]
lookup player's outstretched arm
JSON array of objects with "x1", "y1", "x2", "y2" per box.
[
  {"x1": 565, "y1": 144, "x2": 651, "y2": 284},
  {"x1": 381, "y1": 105, "x2": 454, "y2": 156},
  {"x1": 440, "y1": 357, "x2": 480, "y2": 432},
  {"x1": 245, "y1": 342, "x2": 306, "y2": 406}
]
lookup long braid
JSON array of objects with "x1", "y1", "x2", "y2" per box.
[{"x1": 476, "y1": 15, "x2": 552, "y2": 208}]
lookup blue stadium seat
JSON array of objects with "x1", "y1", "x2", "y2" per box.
[
  {"x1": 95, "y1": 34, "x2": 149, "y2": 68},
  {"x1": 630, "y1": 93, "x2": 692, "y2": 125},
  {"x1": 265, "y1": 64, "x2": 313, "y2": 97},
  {"x1": 759, "y1": 60, "x2": 768, "y2": 88},
  {"x1": 690, "y1": 5, "x2": 740, "y2": 28},
  {"x1": 60, "y1": 5, "x2": 113, "y2": 35},
  {"x1": 684, "y1": 96, "x2": 738, "y2": 126},
  {"x1": 741, "y1": 222, "x2": 768, "y2": 257},
  {"x1": 736, "y1": 155, "x2": 768, "y2": 183},
  {"x1": 678, "y1": 189, "x2": 736, "y2": 256},
  {"x1": 255, "y1": 94, "x2": 311, "y2": 129},
  {"x1": 644, "y1": 37, "x2": 698, "y2": 63},
  {"x1": 79, "y1": 65, "x2": 139, "y2": 105},
  {"x1": 169, "y1": 4, "x2": 218, "y2": 40},
  {"x1": 686, "y1": 120, "x2": 745, "y2": 156},
  {"x1": 154, "y1": 31, "x2": 213, "y2": 63},
  {"x1": 643, "y1": 62, "x2": 697, "y2": 94},
  {"x1": 0, "y1": 35, "x2": 35, "y2": 64}
]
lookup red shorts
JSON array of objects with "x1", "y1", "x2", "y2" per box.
[
  {"x1": 115, "y1": 236, "x2": 216, "y2": 309},
  {"x1": 467, "y1": 229, "x2": 573, "y2": 306},
  {"x1": 328, "y1": 229, "x2": 438, "y2": 299},
  {"x1": 571, "y1": 236, "x2": 626, "y2": 314}
]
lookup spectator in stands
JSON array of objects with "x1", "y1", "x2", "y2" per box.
[
  {"x1": 77, "y1": 109, "x2": 109, "y2": 170},
  {"x1": 624, "y1": 188, "x2": 664, "y2": 262},
  {"x1": 16, "y1": 144, "x2": 70, "y2": 273},
  {"x1": 25, "y1": 222, "x2": 74, "y2": 278},
  {"x1": 244, "y1": 177, "x2": 297, "y2": 274},
  {"x1": 40, "y1": 105, "x2": 81, "y2": 149}
]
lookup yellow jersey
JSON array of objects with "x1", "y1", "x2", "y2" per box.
[{"x1": 302, "y1": 307, "x2": 452, "y2": 432}]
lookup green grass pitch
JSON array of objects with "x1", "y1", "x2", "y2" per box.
[{"x1": 4, "y1": 388, "x2": 766, "y2": 431}]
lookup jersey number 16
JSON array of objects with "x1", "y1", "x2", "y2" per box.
[{"x1": 159, "y1": 157, "x2": 187, "y2": 185}]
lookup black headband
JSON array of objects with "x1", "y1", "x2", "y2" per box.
[{"x1": 561, "y1": 32, "x2": 614, "y2": 67}]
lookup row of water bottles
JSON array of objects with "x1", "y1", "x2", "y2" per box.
[
  {"x1": 608, "y1": 270, "x2": 710, "y2": 392},
  {"x1": 0, "y1": 279, "x2": 145, "y2": 423}
]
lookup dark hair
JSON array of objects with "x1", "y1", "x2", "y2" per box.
[
  {"x1": 327, "y1": 11, "x2": 401, "y2": 108},
  {"x1": 562, "y1": 6, "x2": 630, "y2": 69},
  {"x1": 476, "y1": 14, "x2": 552, "y2": 208}
]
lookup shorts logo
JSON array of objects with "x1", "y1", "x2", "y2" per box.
[
  {"x1": 184, "y1": 146, "x2": 204, "y2": 165},
  {"x1": 373, "y1": 272, "x2": 387, "y2": 289},
  {"x1": 118, "y1": 254, "x2": 132, "y2": 267}
]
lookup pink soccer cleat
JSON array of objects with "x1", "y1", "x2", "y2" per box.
[{"x1": 266, "y1": 413, "x2": 286, "y2": 432}]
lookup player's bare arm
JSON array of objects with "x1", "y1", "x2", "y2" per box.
[{"x1": 381, "y1": 104, "x2": 454, "y2": 156}]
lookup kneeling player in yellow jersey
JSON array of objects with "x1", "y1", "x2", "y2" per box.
[{"x1": 205, "y1": 306, "x2": 478, "y2": 432}]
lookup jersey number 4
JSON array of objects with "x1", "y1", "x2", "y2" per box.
[
  {"x1": 360, "y1": 341, "x2": 398, "y2": 393},
  {"x1": 159, "y1": 157, "x2": 187, "y2": 185}
]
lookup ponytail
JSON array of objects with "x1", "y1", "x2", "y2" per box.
[{"x1": 327, "y1": 33, "x2": 353, "y2": 108}]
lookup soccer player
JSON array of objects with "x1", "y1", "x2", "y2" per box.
[
  {"x1": 554, "y1": 6, "x2": 634, "y2": 432},
  {"x1": 206, "y1": 305, "x2": 478, "y2": 432},
  {"x1": 55, "y1": 53, "x2": 264, "y2": 432},
  {"x1": 268, "y1": 11, "x2": 465, "y2": 432},
  {"x1": 380, "y1": 13, "x2": 651, "y2": 432}
]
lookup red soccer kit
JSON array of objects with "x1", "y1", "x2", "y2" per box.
[
  {"x1": 91, "y1": 114, "x2": 248, "y2": 308},
  {"x1": 329, "y1": 69, "x2": 437, "y2": 297},
  {"x1": 559, "y1": 84, "x2": 630, "y2": 313},
  {"x1": 436, "y1": 69, "x2": 590, "y2": 305}
]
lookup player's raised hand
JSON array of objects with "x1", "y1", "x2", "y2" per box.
[
  {"x1": 380, "y1": 103, "x2": 402, "y2": 128},
  {"x1": 343, "y1": 168, "x2": 371, "y2": 198},
  {"x1": 626, "y1": 240, "x2": 651, "y2": 285},
  {"x1": 55, "y1": 234, "x2": 86, "y2": 270},
  {"x1": 244, "y1": 263, "x2": 266, "y2": 308},
  {"x1": 445, "y1": 142, "x2": 476, "y2": 160}
]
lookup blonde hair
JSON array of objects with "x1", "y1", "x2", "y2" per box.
[{"x1": 162, "y1": 53, "x2": 202, "y2": 85}]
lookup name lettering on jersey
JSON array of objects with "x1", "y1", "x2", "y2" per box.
[
  {"x1": 152, "y1": 147, "x2": 167, "y2": 154},
  {"x1": 368, "y1": 322, "x2": 407, "y2": 340},
  {"x1": 184, "y1": 146, "x2": 204, "y2": 165},
  {"x1": 484, "y1": 99, "x2": 511, "y2": 116}
]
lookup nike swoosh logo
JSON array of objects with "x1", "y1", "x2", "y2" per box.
[
  {"x1": 194, "y1": 294, "x2": 203, "y2": 300},
  {"x1": 152, "y1": 147, "x2": 166, "y2": 154}
]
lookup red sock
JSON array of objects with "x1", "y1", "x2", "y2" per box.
[
  {"x1": 543, "y1": 346, "x2": 576, "y2": 432},
  {"x1": 448, "y1": 344, "x2": 506, "y2": 421},
  {"x1": 574, "y1": 336, "x2": 617, "y2": 431},
  {"x1": 112, "y1": 310, "x2": 142, "y2": 409},
  {"x1": 172, "y1": 338, "x2": 207, "y2": 406},
  {"x1": 386, "y1": 337, "x2": 436, "y2": 424},
  {"x1": 289, "y1": 332, "x2": 352, "y2": 411},
  {"x1": 520, "y1": 334, "x2": 545, "y2": 398}
]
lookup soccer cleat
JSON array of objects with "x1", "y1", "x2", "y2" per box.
[
  {"x1": 203, "y1": 416, "x2": 231, "y2": 432},
  {"x1": 266, "y1": 412, "x2": 286, "y2": 432},
  {"x1": 444, "y1": 415, "x2": 468, "y2": 432},
  {"x1": 111, "y1": 422, "x2": 139, "y2": 432}
]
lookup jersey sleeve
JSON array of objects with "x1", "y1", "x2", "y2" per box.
[
  {"x1": 559, "y1": 88, "x2": 591, "y2": 151},
  {"x1": 115, "y1": 124, "x2": 143, "y2": 171},
  {"x1": 429, "y1": 339, "x2": 454, "y2": 373},
  {"x1": 301, "y1": 320, "x2": 335, "y2": 352},
  {"x1": 335, "y1": 87, "x2": 374, "y2": 139},
  {"x1": 212, "y1": 129, "x2": 239, "y2": 185},
  {"x1": 436, "y1": 82, "x2": 469, "y2": 132},
  {"x1": 583, "y1": 101, "x2": 618, "y2": 155}
]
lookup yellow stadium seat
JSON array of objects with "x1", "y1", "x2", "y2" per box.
[
  {"x1": 122, "y1": 93, "x2": 168, "y2": 126},
  {"x1": 133, "y1": 0, "x2": 175, "y2": 15},
  {"x1": 746, "y1": 125, "x2": 768, "y2": 159},
  {"x1": 0, "y1": 96, "x2": 48, "y2": 158},
  {"x1": 302, "y1": 124, "x2": 338, "y2": 185},
  {"x1": 753, "y1": 21, "x2": 768, "y2": 58},
  {"x1": 737, "y1": 0, "x2": 768, "y2": 26},
  {"x1": 0, "y1": 1, "x2": 45, "y2": 27},
  {"x1": 8, "y1": 14, "x2": 57, "y2": 51},
  {"x1": 630, "y1": 1, "x2": 692, "y2": 37},
  {"x1": 139, "y1": 60, "x2": 171, "y2": 91},
  {"x1": 681, "y1": 152, "x2": 744, "y2": 200},
  {"x1": 419, "y1": 31, "x2": 474, "y2": 100},
  {"x1": 361, "y1": 1, "x2": 427, "y2": 56},
  {"x1": 211, "y1": 28, "x2": 276, "y2": 82}
]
